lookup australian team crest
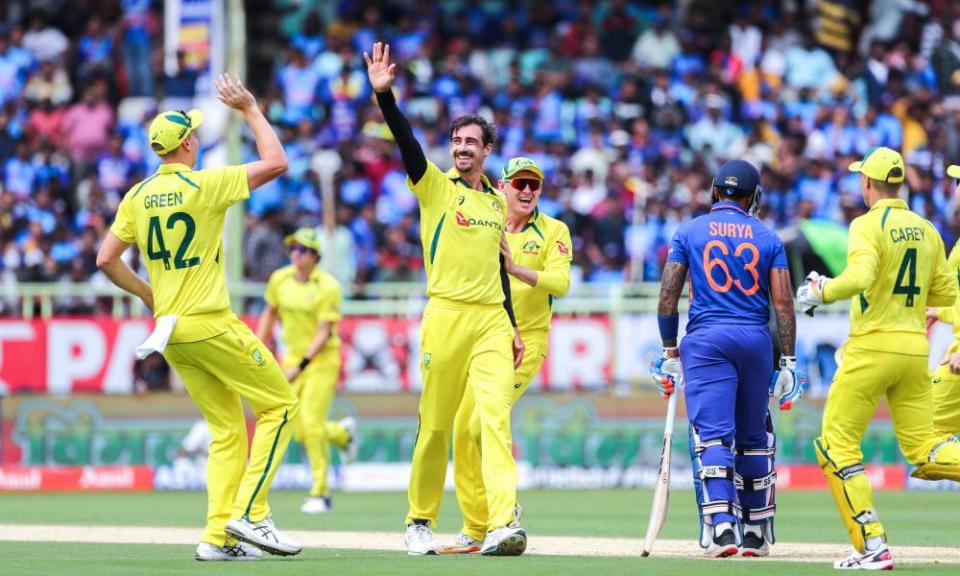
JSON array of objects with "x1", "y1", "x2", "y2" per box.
[
  {"x1": 491, "y1": 200, "x2": 502, "y2": 213},
  {"x1": 251, "y1": 348, "x2": 266, "y2": 367},
  {"x1": 522, "y1": 240, "x2": 541, "y2": 254}
]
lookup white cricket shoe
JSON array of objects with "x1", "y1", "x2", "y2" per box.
[
  {"x1": 704, "y1": 528, "x2": 739, "y2": 558},
  {"x1": 740, "y1": 532, "x2": 769, "y2": 557},
  {"x1": 340, "y1": 417, "x2": 359, "y2": 463},
  {"x1": 225, "y1": 515, "x2": 302, "y2": 556},
  {"x1": 194, "y1": 541, "x2": 262, "y2": 561},
  {"x1": 300, "y1": 496, "x2": 332, "y2": 514},
  {"x1": 438, "y1": 533, "x2": 483, "y2": 555},
  {"x1": 480, "y1": 526, "x2": 527, "y2": 556},
  {"x1": 405, "y1": 523, "x2": 439, "y2": 556},
  {"x1": 833, "y1": 545, "x2": 894, "y2": 570}
]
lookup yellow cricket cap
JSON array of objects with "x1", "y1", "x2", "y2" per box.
[
  {"x1": 148, "y1": 109, "x2": 204, "y2": 155},
  {"x1": 284, "y1": 227, "x2": 322, "y2": 252},
  {"x1": 847, "y1": 146, "x2": 905, "y2": 184},
  {"x1": 947, "y1": 165, "x2": 960, "y2": 179},
  {"x1": 501, "y1": 156, "x2": 544, "y2": 181}
]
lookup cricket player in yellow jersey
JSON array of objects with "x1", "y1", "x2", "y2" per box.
[
  {"x1": 96, "y1": 74, "x2": 302, "y2": 561},
  {"x1": 365, "y1": 42, "x2": 527, "y2": 557},
  {"x1": 797, "y1": 147, "x2": 960, "y2": 570},
  {"x1": 257, "y1": 227, "x2": 357, "y2": 515},
  {"x1": 441, "y1": 157, "x2": 572, "y2": 554},
  {"x1": 926, "y1": 164, "x2": 960, "y2": 437}
]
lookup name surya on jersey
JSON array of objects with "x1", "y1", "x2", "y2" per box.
[{"x1": 709, "y1": 222, "x2": 754, "y2": 239}]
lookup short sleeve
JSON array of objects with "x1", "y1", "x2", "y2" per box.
[
  {"x1": 110, "y1": 193, "x2": 136, "y2": 243},
  {"x1": 770, "y1": 235, "x2": 788, "y2": 269},
  {"x1": 317, "y1": 278, "x2": 342, "y2": 323},
  {"x1": 406, "y1": 160, "x2": 452, "y2": 206},
  {"x1": 264, "y1": 270, "x2": 280, "y2": 308},
  {"x1": 666, "y1": 226, "x2": 687, "y2": 265},
  {"x1": 198, "y1": 165, "x2": 250, "y2": 211}
]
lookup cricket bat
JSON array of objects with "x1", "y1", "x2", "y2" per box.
[{"x1": 641, "y1": 390, "x2": 678, "y2": 557}]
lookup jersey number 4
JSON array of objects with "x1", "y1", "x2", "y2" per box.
[
  {"x1": 147, "y1": 212, "x2": 201, "y2": 271},
  {"x1": 892, "y1": 248, "x2": 920, "y2": 307},
  {"x1": 702, "y1": 240, "x2": 760, "y2": 296}
]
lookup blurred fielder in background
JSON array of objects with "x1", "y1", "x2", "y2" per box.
[
  {"x1": 365, "y1": 42, "x2": 526, "y2": 557},
  {"x1": 257, "y1": 227, "x2": 358, "y2": 515},
  {"x1": 653, "y1": 159, "x2": 802, "y2": 559},
  {"x1": 96, "y1": 74, "x2": 302, "y2": 561},
  {"x1": 798, "y1": 147, "x2": 960, "y2": 570},
  {"x1": 442, "y1": 157, "x2": 572, "y2": 554}
]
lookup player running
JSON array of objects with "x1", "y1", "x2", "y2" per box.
[
  {"x1": 96, "y1": 74, "x2": 301, "y2": 560},
  {"x1": 256, "y1": 227, "x2": 357, "y2": 515},
  {"x1": 798, "y1": 147, "x2": 960, "y2": 570},
  {"x1": 926, "y1": 163, "x2": 960, "y2": 438},
  {"x1": 441, "y1": 157, "x2": 572, "y2": 554},
  {"x1": 364, "y1": 42, "x2": 526, "y2": 556},
  {"x1": 653, "y1": 159, "x2": 803, "y2": 559}
]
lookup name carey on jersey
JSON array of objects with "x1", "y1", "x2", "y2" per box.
[{"x1": 889, "y1": 226, "x2": 925, "y2": 243}]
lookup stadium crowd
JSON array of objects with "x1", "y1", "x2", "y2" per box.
[{"x1": 4, "y1": 0, "x2": 960, "y2": 312}]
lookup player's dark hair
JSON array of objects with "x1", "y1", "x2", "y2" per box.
[
  {"x1": 449, "y1": 114, "x2": 497, "y2": 147},
  {"x1": 870, "y1": 175, "x2": 901, "y2": 194}
]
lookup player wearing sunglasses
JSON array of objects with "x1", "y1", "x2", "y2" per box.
[{"x1": 441, "y1": 156, "x2": 573, "y2": 554}]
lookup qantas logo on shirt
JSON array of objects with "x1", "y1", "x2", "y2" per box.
[
  {"x1": 556, "y1": 240, "x2": 569, "y2": 255},
  {"x1": 454, "y1": 210, "x2": 503, "y2": 231}
]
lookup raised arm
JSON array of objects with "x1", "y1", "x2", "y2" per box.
[
  {"x1": 769, "y1": 268, "x2": 796, "y2": 356},
  {"x1": 364, "y1": 42, "x2": 427, "y2": 183},
  {"x1": 215, "y1": 73, "x2": 288, "y2": 191}
]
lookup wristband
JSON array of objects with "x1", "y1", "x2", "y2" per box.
[
  {"x1": 299, "y1": 357, "x2": 311, "y2": 371},
  {"x1": 658, "y1": 313, "x2": 679, "y2": 342}
]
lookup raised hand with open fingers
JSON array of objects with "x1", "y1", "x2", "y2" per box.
[
  {"x1": 215, "y1": 73, "x2": 256, "y2": 112},
  {"x1": 364, "y1": 42, "x2": 397, "y2": 94}
]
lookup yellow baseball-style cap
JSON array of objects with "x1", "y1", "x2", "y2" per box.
[
  {"x1": 148, "y1": 109, "x2": 204, "y2": 155},
  {"x1": 284, "y1": 227, "x2": 322, "y2": 252},
  {"x1": 848, "y1": 146, "x2": 905, "y2": 184},
  {"x1": 947, "y1": 165, "x2": 960, "y2": 179},
  {"x1": 501, "y1": 156, "x2": 544, "y2": 181}
]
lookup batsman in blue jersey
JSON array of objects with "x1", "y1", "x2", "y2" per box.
[{"x1": 651, "y1": 160, "x2": 804, "y2": 558}]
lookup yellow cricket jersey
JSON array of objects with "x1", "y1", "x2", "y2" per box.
[
  {"x1": 264, "y1": 264, "x2": 342, "y2": 362},
  {"x1": 110, "y1": 162, "x2": 248, "y2": 342},
  {"x1": 935, "y1": 240, "x2": 960, "y2": 344},
  {"x1": 822, "y1": 198, "x2": 956, "y2": 355},
  {"x1": 506, "y1": 208, "x2": 573, "y2": 334},
  {"x1": 409, "y1": 161, "x2": 507, "y2": 305}
]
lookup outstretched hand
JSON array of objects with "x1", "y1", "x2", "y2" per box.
[
  {"x1": 364, "y1": 42, "x2": 397, "y2": 94},
  {"x1": 215, "y1": 73, "x2": 256, "y2": 112}
]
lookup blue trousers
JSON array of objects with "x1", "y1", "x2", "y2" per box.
[{"x1": 681, "y1": 324, "x2": 773, "y2": 526}]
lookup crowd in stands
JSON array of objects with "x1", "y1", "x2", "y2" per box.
[{"x1": 5, "y1": 1, "x2": 960, "y2": 313}]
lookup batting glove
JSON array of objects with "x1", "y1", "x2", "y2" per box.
[
  {"x1": 796, "y1": 271, "x2": 830, "y2": 316},
  {"x1": 770, "y1": 355, "x2": 806, "y2": 410},
  {"x1": 650, "y1": 348, "x2": 682, "y2": 398}
]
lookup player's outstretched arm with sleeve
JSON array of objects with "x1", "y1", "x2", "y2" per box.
[
  {"x1": 97, "y1": 231, "x2": 154, "y2": 311},
  {"x1": 214, "y1": 73, "x2": 288, "y2": 191},
  {"x1": 927, "y1": 230, "x2": 958, "y2": 308},
  {"x1": 651, "y1": 260, "x2": 687, "y2": 397},
  {"x1": 364, "y1": 42, "x2": 427, "y2": 184},
  {"x1": 770, "y1": 267, "x2": 804, "y2": 409},
  {"x1": 797, "y1": 218, "x2": 877, "y2": 311}
]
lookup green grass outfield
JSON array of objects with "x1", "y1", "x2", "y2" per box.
[{"x1": 1, "y1": 489, "x2": 958, "y2": 575}]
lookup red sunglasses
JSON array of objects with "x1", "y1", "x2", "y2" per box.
[{"x1": 509, "y1": 178, "x2": 541, "y2": 192}]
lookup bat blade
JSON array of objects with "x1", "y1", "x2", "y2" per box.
[{"x1": 641, "y1": 392, "x2": 678, "y2": 557}]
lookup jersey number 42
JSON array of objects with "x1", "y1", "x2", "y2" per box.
[{"x1": 146, "y1": 212, "x2": 201, "y2": 271}]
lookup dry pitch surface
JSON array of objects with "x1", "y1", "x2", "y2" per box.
[{"x1": 1, "y1": 524, "x2": 958, "y2": 565}]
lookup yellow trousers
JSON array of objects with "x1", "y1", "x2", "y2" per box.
[
  {"x1": 164, "y1": 315, "x2": 299, "y2": 546},
  {"x1": 406, "y1": 299, "x2": 518, "y2": 531},
  {"x1": 287, "y1": 353, "x2": 350, "y2": 497},
  {"x1": 932, "y1": 342, "x2": 960, "y2": 436},
  {"x1": 817, "y1": 344, "x2": 960, "y2": 551},
  {"x1": 454, "y1": 331, "x2": 547, "y2": 540}
]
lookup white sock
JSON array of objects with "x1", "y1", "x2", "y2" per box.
[
  {"x1": 865, "y1": 536, "x2": 884, "y2": 552},
  {"x1": 715, "y1": 521, "x2": 734, "y2": 536},
  {"x1": 745, "y1": 523, "x2": 763, "y2": 537}
]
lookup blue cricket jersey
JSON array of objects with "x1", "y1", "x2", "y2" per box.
[{"x1": 666, "y1": 201, "x2": 788, "y2": 332}]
